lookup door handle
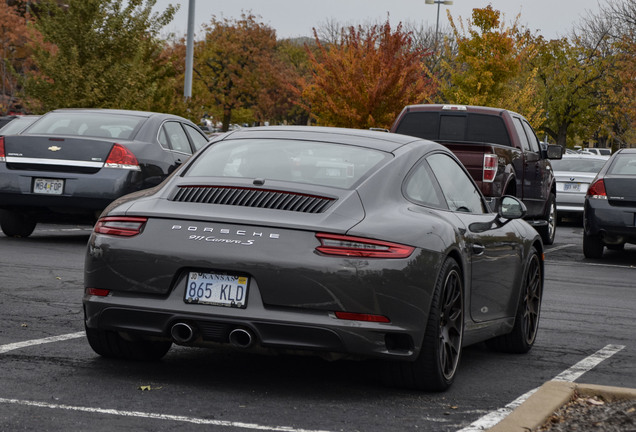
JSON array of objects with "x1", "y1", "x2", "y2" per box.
[{"x1": 472, "y1": 244, "x2": 485, "y2": 256}]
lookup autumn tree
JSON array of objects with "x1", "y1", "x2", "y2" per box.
[
  {"x1": 301, "y1": 20, "x2": 434, "y2": 129},
  {"x1": 0, "y1": 1, "x2": 33, "y2": 113},
  {"x1": 439, "y1": 6, "x2": 543, "y2": 127},
  {"x1": 193, "y1": 13, "x2": 285, "y2": 131},
  {"x1": 22, "y1": 0, "x2": 179, "y2": 113}
]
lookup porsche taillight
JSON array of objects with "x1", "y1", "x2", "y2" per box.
[
  {"x1": 315, "y1": 233, "x2": 414, "y2": 258},
  {"x1": 0, "y1": 136, "x2": 5, "y2": 162},
  {"x1": 483, "y1": 154, "x2": 498, "y2": 182},
  {"x1": 587, "y1": 179, "x2": 607, "y2": 199},
  {"x1": 104, "y1": 144, "x2": 140, "y2": 170},
  {"x1": 94, "y1": 216, "x2": 147, "y2": 237}
]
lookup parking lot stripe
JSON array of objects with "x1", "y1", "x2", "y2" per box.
[
  {"x1": 0, "y1": 332, "x2": 84, "y2": 354},
  {"x1": 455, "y1": 344, "x2": 626, "y2": 432},
  {"x1": 0, "y1": 397, "x2": 333, "y2": 432}
]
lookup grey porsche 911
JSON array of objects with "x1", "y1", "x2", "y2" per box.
[{"x1": 83, "y1": 126, "x2": 544, "y2": 391}]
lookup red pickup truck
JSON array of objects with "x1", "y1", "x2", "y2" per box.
[{"x1": 390, "y1": 104, "x2": 563, "y2": 244}]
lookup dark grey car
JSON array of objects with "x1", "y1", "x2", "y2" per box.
[
  {"x1": 83, "y1": 126, "x2": 544, "y2": 391},
  {"x1": 583, "y1": 148, "x2": 636, "y2": 258},
  {"x1": 0, "y1": 108, "x2": 209, "y2": 237}
]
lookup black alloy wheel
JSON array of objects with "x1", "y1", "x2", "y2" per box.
[
  {"x1": 383, "y1": 257, "x2": 464, "y2": 391},
  {"x1": 486, "y1": 248, "x2": 542, "y2": 353}
]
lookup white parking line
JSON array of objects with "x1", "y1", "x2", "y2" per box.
[
  {"x1": 0, "y1": 398, "x2": 333, "y2": 431},
  {"x1": 0, "y1": 332, "x2": 84, "y2": 354},
  {"x1": 456, "y1": 344, "x2": 626, "y2": 432},
  {"x1": 544, "y1": 244, "x2": 576, "y2": 253}
]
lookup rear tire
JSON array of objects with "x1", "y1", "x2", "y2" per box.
[
  {"x1": 383, "y1": 257, "x2": 463, "y2": 391},
  {"x1": 85, "y1": 326, "x2": 172, "y2": 361},
  {"x1": 486, "y1": 248, "x2": 542, "y2": 353},
  {"x1": 583, "y1": 233, "x2": 604, "y2": 258},
  {"x1": 537, "y1": 194, "x2": 556, "y2": 245},
  {"x1": 0, "y1": 210, "x2": 36, "y2": 238}
]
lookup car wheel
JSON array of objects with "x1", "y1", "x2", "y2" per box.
[
  {"x1": 486, "y1": 248, "x2": 542, "y2": 353},
  {"x1": 537, "y1": 194, "x2": 556, "y2": 245},
  {"x1": 583, "y1": 233, "x2": 604, "y2": 258},
  {"x1": 383, "y1": 257, "x2": 463, "y2": 391},
  {"x1": 85, "y1": 326, "x2": 172, "y2": 361},
  {"x1": 0, "y1": 210, "x2": 37, "y2": 238}
]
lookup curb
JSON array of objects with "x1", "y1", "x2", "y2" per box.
[{"x1": 487, "y1": 381, "x2": 636, "y2": 432}]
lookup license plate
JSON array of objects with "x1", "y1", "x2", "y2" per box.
[
  {"x1": 563, "y1": 183, "x2": 581, "y2": 192},
  {"x1": 185, "y1": 272, "x2": 248, "y2": 308},
  {"x1": 33, "y1": 178, "x2": 64, "y2": 195}
]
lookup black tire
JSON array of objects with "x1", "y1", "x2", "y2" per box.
[
  {"x1": 85, "y1": 326, "x2": 172, "y2": 361},
  {"x1": 537, "y1": 194, "x2": 556, "y2": 245},
  {"x1": 383, "y1": 258, "x2": 463, "y2": 391},
  {"x1": 0, "y1": 210, "x2": 37, "y2": 238},
  {"x1": 486, "y1": 248, "x2": 542, "y2": 353},
  {"x1": 583, "y1": 232, "x2": 604, "y2": 258}
]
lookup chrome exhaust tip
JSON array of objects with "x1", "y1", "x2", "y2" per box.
[
  {"x1": 228, "y1": 328, "x2": 254, "y2": 348},
  {"x1": 171, "y1": 322, "x2": 196, "y2": 343}
]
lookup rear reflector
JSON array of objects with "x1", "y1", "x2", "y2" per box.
[
  {"x1": 316, "y1": 233, "x2": 415, "y2": 258},
  {"x1": 335, "y1": 311, "x2": 390, "y2": 323},
  {"x1": 85, "y1": 288, "x2": 110, "y2": 296},
  {"x1": 104, "y1": 144, "x2": 141, "y2": 170},
  {"x1": 94, "y1": 216, "x2": 147, "y2": 237},
  {"x1": 483, "y1": 154, "x2": 498, "y2": 182}
]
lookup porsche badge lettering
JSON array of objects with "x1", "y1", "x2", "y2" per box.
[{"x1": 171, "y1": 224, "x2": 280, "y2": 245}]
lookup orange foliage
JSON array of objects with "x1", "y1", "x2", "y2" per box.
[{"x1": 300, "y1": 20, "x2": 435, "y2": 129}]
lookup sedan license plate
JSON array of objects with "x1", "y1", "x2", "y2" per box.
[
  {"x1": 33, "y1": 178, "x2": 64, "y2": 195},
  {"x1": 563, "y1": 183, "x2": 581, "y2": 192},
  {"x1": 185, "y1": 272, "x2": 248, "y2": 308}
]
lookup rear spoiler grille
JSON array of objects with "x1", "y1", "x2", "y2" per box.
[{"x1": 172, "y1": 186, "x2": 335, "y2": 213}]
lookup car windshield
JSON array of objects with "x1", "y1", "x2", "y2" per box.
[
  {"x1": 551, "y1": 158, "x2": 607, "y2": 173},
  {"x1": 0, "y1": 116, "x2": 40, "y2": 135},
  {"x1": 608, "y1": 154, "x2": 636, "y2": 175},
  {"x1": 185, "y1": 138, "x2": 389, "y2": 189},
  {"x1": 24, "y1": 112, "x2": 144, "y2": 139}
]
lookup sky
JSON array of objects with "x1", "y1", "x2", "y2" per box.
[{"x1": 152, "y1": 0, "x2": 603, "y2": 41}]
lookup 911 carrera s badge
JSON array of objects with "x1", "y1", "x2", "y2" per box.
[
  {"x1": 48, "y1": 146, "x2": 62, "y2": 152},
  {"x1": 171, "y1": 224, "x2": 280, "y2": 245}
]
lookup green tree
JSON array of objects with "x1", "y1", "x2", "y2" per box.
[
  {"x1": 22, "y1": 0, "x2": 178, "y2": 113},
  {"x1": 440, "y1": 6, "x2": 543, "y2": 127},
  {"x1": 301, "y1": 20, "x2": 434, "y2": 129},
  {"x1": 193, "y1": 13, "x2": 282, "y2": 131}
]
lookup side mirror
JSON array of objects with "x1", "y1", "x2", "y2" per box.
[
  {"x1": 545, "y1": 144, "x2": 563, "y2": 160},
  {"x1": 498, "y1": 196, "x2": 527, "y2": 220}
]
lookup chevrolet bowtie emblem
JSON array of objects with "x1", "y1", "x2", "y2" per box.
[{"x1": 48, "y1": 146, "x2": 62, "y2": 152}]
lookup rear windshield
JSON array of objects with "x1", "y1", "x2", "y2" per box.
[
  {"x1": 24, "y1": 112, "x2": 145, "y2": 139},
  {"x1": 395, "y1": 112, "x2": 511, "y2": 146},
  {"x1": 608, "y1": 154, "x2": 636, "y2": 175},
  {"x1": 551, "y1": 158, "x2": 607, "y2": 173},
  {"x1": 185, "y1": 138, "x2": 389, "y2": 189}
]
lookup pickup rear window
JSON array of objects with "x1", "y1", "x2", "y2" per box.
[{"x1": 394, "y1": 112, "x2": 511, "y2": 146}]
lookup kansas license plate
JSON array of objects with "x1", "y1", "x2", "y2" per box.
[
  {"x1": 185, "y1": 272, "x2": 248, "y2": 308},
  {"x1": 564, "y1": 183, "x2": 581, "y2": 192},
  {"x1": 33, "y1": 178, "x2": 64, "y2": 195}
]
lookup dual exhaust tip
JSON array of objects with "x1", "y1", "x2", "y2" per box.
[{"x1": 170, "y1": 322, "x2": 254, "y2": 348}]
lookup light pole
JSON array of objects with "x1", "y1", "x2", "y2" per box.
[{"x1": 425, "y1": 0, "x2": 453, "y2": 47}]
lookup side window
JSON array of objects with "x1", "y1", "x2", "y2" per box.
[
  {"x1": 513, "y1": 118, "x2": 531, "y2": 151},
  {"x1": 404, "y1": 161, "x2": 447, "y2": 209},
  {"x1": 162, "y1": 121, "x2": 192, "y2": 154},
  {"x1": 522, "y1": 121, "x2": 541, "y2": 153},
  {"x1": 184, "y1": 124, "x2": 209, "y2": 150},
  {"x1": 427, "y1": 153, "x2": 486, "y2": 214}
]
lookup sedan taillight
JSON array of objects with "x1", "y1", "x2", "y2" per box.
[
  {"x1": 94, "y1": 216, "x2": 147, "y2": 237},
  {"x1": 315, "y1": 233, "x2": 414, "y2": 258},
  {"x1": 0, "y1": 136, "x2": 5, "y2": 162},
  {"x1": 104, "y1": 143, "x2": 140, "y2": 170},
  {"x1": 587, "y1": 179, "x2": 607, "y2": 199}
]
